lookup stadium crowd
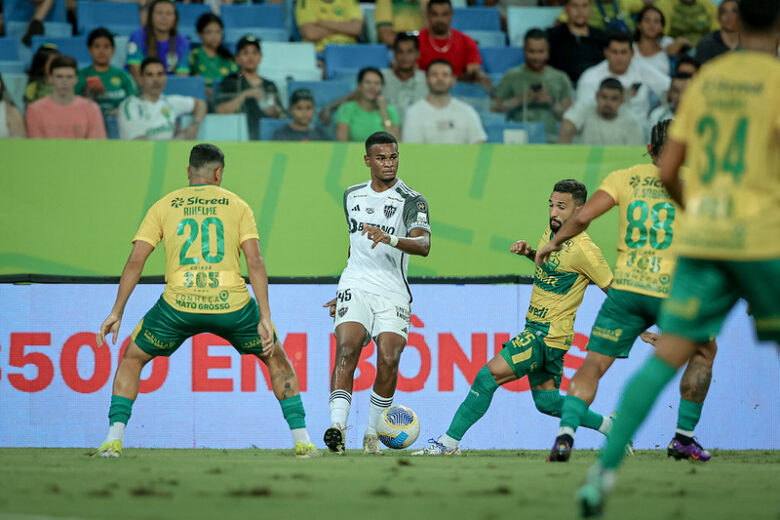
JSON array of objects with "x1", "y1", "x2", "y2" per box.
[{"x1": 0, "y1": 0, "x2": 756, "y2": 143}]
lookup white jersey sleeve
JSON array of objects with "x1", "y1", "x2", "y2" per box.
[{"x1": 118, "y1": 96, "x2": 147, "y2": 140}]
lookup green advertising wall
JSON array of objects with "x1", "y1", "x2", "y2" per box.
[{"x1": 0, "y1": 140, "x2": 647, "y2": 278}]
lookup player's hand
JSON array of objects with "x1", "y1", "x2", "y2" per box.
[
  {"x1": 323, "y1": 297, "x2": 337, "y2": 318},
  {"x1": 535, "y1": 242, "x2": 560, "y2": 266},
  {"x1": 640, "y1": 330, "x2": 660, "y2": 346},
  {"x1": 510, "y1": 240, "x2": 532, "y2": 257},
  {"x1": 258, "y1": 318, "x2": 275, "y2": 354},
  {"x1": 361, "y1": 224, "x2": 389, "y2": 249},
  {"x1": 97, "y1": 312, "x2": 122, "y2": 347}
]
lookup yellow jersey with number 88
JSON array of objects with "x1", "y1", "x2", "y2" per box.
[
  {"x1": 134, "y1": 185, "x2": 259, "y2": 313},
  {"x1": 668, "y1": 51, "x2": 780, "y2": 260}
]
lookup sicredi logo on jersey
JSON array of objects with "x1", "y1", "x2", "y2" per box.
[{"x1": 171, "y1": 197, "x2": 230, "y2": 207}]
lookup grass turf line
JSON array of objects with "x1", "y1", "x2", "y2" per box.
[{"x1": 0, "y1": 449, "x2": 776, "y2": 520}]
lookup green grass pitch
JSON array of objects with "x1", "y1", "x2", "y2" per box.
[{"x1": 0, "y1": 449, "x2": 777, "y2": 520}]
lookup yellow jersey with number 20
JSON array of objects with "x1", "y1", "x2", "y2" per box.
[
  {"x1": 134, "y1": 185, "x2": 260, "y2": 314},
  {"x1": 668, "y1": 51, "x2": 780, "y2": 260}
]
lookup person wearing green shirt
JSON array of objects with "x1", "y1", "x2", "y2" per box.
[
  {"x1": 76, "y1": 28, "x2": 137, "y2": 116},
  {"x1": 189, "y1": 13, "x2": 238, "y2": 91},
  {"x1": 336, "y1": 67, "x2": 400, "y2": 143},
  {"x1": 492, "y1": 29, "x2": 574, "y2": 144}
]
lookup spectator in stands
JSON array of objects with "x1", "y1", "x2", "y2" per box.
[
  {"x1": 216, "y1": 36, "x2": 284, "y2": 141},
  {"x1": 647, "y1": 71, "x2": 691, "y2": 128},
  {"x1": 76, "y1": 28, "x2": 137, "y2": 121},
  {"x1": 403, "y1": 59, "x2": 487, "y2": 144},
  {"x1": 127, "y1": 0, "x2": 190, "y2": 83},
  {"x1": 295, "y1": 0, "x2": 364, "y2": 53},
  {"x1": 118, "y1": 57, "x2": 206, "y2": 140},
  {"x1": 695, "y1": 0, "x2": 739, "y2": 64},
  {"x1": 376, "y1": 0, "x2": 427, "y2": 47},
  {"x1": 492, "y1": 29, "x2": 574, "y2": 143},
  {"x1": 576, "y1": 32, "x2": 670, "y2": 126},
  {"x1": 654, "y1": 0, "x2": 719, "y2": 47},
  {"x1": 23, "y1": 44, "x2": 59, "y2": 106},
  {"x1": 189, "y1": 13, "x2": 238, "y2": 98},
  {"x1": 558, "y1": 0, "x2": 643, "y2": 33},
  {"x1": 547, "y1": 0, "x2": 608, "y2": 84},
  {"x1": 633, "y1": 5, "x2": 690, "y2": 75},
  {"x1": 0, "y1": 73, "x2": 27, "y2": 138},
  {"x1": 418, "y1": 0, "x2": 491, "y2": 89},
  {"x1": 382, "y1": 32, "x2": 428, "y2": 125},
  {"x1": 20, "y1": 0, "x2": 53, "y2": 47},
  {"x1": 558, "y1": 78, "x2": 643, "y2": 145},
  {"x1": 674, "y1": 54, "x2": 700, "y2": 76},
  {"x1": 26, "y1": 56, "x2": 107, "y2": 139},
  {"x1": 272, "y1": 89, "x2": 331, "y2": 141},
  {"x1": 336, "y1": 67, "x2": 399, "y2": 142}
]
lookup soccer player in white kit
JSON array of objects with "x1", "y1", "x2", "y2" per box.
[{"x1": 323, "y1": 131, "x2": 432, "y2": 455}]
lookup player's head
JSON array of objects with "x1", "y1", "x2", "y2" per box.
[
  {"x1": 87, "y1": 28, "x2": 115, "y2": 67},
  {"x1": 565, "y1": 0, "x2": 592, "y2": 28},
  {"x1": 426, "y1": 59, "x2": 455, "y2": 95},
  {"x1": 49, "y1": 55, "x2": 78, "y2": 97},
  {"x1": 737, "y1": 0, "x2": 780, "y2": 34},
  {"x1": 427, "y1": 0, "x2": 453, "y2": 36},
  {"x1": 188, "y1": 144, "x2": 225, "y2": 185},
  {"x1": 648, "y1": 119, "x2": 672, "y2": 162},
  {"x1": 596, "y1": 78, "x2": 624, "y2": 120},
  {"x1": 140, "y1": 57, "x2": 167, "y2": 96},
  {"x1": 549, "y1": 179, "x2": 587, "y2": 232},
  {"x1": 364, "y1": 132, "x2": 399, "y2": 184}
]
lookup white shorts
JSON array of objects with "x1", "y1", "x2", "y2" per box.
[{"x1": 333, "y1": 288, "x2": 411, "y2": 342}]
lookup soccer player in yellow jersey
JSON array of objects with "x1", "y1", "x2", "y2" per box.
[
  {"x1": 537, "y1": 120, "x2": 717, "y2": 464},
  {"x1": 91, "y1": 144, "x2": 320, "y2": 459},
  {"x1": 413, "y1": 180, "x2": 617, "y2": 455},
  {"x1": 574, "y1": 0, "x2": 780, "y2": 514}
]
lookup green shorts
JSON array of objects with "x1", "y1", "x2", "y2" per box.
[
  {"x1": 132, "y1": 296, "x2": 277, "y2": 357},
  {"x1": 587, "y1": 288, "x2": 662, "y2": 359},
  {"x1": 658, "y1": 257, "x2": 780, "y2": 343},
  {"x1": 499, "y1": 327, "x2": 567, "y2": 388}
]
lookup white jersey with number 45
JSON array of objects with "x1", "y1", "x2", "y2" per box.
[{"x1": 338, "y1": 179, "x2": 431, "y2": 304}]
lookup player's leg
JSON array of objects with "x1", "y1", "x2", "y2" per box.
[
  {"x1": 363, "y1": 331, "x2": 405, "y2": 454},
  {"x1": 669, "y1": 338, "x2": 717, "y2": 461}
]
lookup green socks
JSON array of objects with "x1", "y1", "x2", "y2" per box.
[
  {"x1": 676, "y1": 399, "x2": 703, "y2": 434},
  {"x1": 600, "y1": 356, "x2": 677, "y2": 469},
  {"x1": 280, "y1": 395, "x2": 307, "y2": 430},
  {"x1": 108, "y1": 395, "x2": 134, "y2": 425},
  {"x1": 445, "y1": 366, "x2": 499, "y2": 441},
  {"x1": 537, "y1": 390, "x2": 606, "y2": 433},
  {"x1": 560, "y1": 395, "x2": 588, "y2": 432}
]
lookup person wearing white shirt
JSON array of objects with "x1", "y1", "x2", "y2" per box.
[
  {"x1": 402, "y1": 59, "x2": 487, "y2": 144},
  {"x1": 576, "y1": 32, "x2": 671, "y2": 125},
  {"x1": 559, "y1": 78, "x2": 644, "y2": 145},
  {"x1": 382, "y1": 33, "x2": 429, "y2": 125},
  {"x1": 647, "y1": 71, "x2": 692, "y2": 129},
  {"x1": 632, "y1": 5, "x2": 691, "y2": 75},
  {"x1": 119, "y1": 57, "x2": 207, "y2": 140}
]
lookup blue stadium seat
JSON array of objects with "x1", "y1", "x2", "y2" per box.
[
  {"x1": 224, "y1": 27, "x2": 289, "y2": 45},
  {"x1": 452, "y1": 7, "x2": 500, "y2": 31},
  {"x1": 286, "y1": 80, "x2": 352, "y2": 110},
  {"x1": 323, "y1": 44, "x2": 389, "y2": 80},
  {"x1": 176, "y1": 3, "x2": 212, "y2": 42},
  {"x1": 221, "y1": 5, "x2": 286, "y2": 30},
  {"x1": 480, "y1": 46, "x2": 524, "y2": 75},
  {"x1": 197, "y1": 114, "x2": 249, "y2": 141},
  {"x1": 259, "y1": 118, "x2": 292, "y2": 141},
  {"x1": 507, "y1": 7, "x2": 563, "y2": 47},
  {"x1": 31, "y1": 36, "x2": 90, "y2": 69},
  {"x1": 0, "y1": 38, "x2": 21, "y2": 62},
  {"x1": 452, "y1": 81, "x2": 490, "y2": 112},
  {"x1": 164, "y1": 75, "x2": 207, "y2": 101},
  {"x1": 484, "y1": 121, "x2": 546, "y2": 144},
  {"x1": 462, "y1": 30, "x2": 506, "y2": 47},
  {"x1": 0, "y1": 61, "x2": 25, "y2": 74},
  {"x1": 1, "y1": 72, "x2": 27, "y2": 110},
  {"x1": 479, "y1": 111, "x2": 506, "y2": 126},
  {"x1": 77, "y1": 1, "x2": 139, "y2": 36}
]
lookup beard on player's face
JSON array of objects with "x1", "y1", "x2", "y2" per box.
[{"x1": 550, "y1": 218, "x2": 562, "y2": 231}]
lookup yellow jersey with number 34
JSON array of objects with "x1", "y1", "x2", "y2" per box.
[
  {"x1": 134, "y1": 185, "x2": 260, "y2": 313},
  {"x1": 598, "y1": 163, "x2": 679, "y2": 298},
  {"x1": 668, "y1": 51, "x2": 780, "y2": 260},
  {"x1": 526, "y1": 227, "x2": 613, "y2": 350}
]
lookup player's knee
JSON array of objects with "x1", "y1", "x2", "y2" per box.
[
  {"x1": 334, "y1": 343, "x2": 361, "y2": 366},
  {"x1": 376, "y1": 347, "x2": 402, "y2": 371},
  {"x1": 532, "y1": 392, "x2": 562, "y2": 417}
]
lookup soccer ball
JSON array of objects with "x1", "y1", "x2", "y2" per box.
[{"x1": 377, "y1": 405, "x2": 420, "y2": 449}]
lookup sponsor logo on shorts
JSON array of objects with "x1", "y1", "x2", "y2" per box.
[
  {"x1": 591, "y1": 326, "x2": 623, "y2": 342},
  {"x1": 337, "y1": 307, "x2": 348, "y2": 318},
  {"x1": 241, "y1": 337, "x2": 264, "y2": 350},
  {"x1": 395, "y1": 306, "x2": 410, "y2": 320},
  {"x1": 529, "y1": 362, "x2": 539, "y2": 372},
  {"x1": 142, "y1": 330, "x2": 177, "y2": 350},
  {"x1": 401, "y1": 327, "x2": 408, "y2": 334},
  {"x1": 384, "y1": 204, "x2": 397, "y2": 218}
]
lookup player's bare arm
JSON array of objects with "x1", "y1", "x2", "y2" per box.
[
  {"x1": 97, "y1": 240, "x2": 155, "y2": 347},
  {"x1": 241, "y1": 238, "x2": 276, "y2": 353},
  {"x1": 658, "y1": 139, "x2": 687, "y2": 207},
  {"x1": 536, "y1": 190, "x2": 617, "y2": 266},
  {"x1": 361, "y1": 224, "x2": 431, "y2": 256},
  {"x1": 509, "y1": 240, "x2": 537, "y2": 261}
]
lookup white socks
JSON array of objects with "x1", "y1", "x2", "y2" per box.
[
  {"x1": 599, "y1": 417, "x2": 613, "y2": 435},
  {"x1": 439, "y1": 434, "x2": 459, "y2": 449},
  {"x1": 558, "y1": 426, "x2": 576, "y2": 438},
  {"x1": 329, "y1": 389, "x2": 352, "y2": 428},
  {"x1": 291, "y1": 428, "x2": 311, "y2": 445},
  {"x1": 366, "y1": 391, "x2": 394, "y2": 436},
  {"x1": 106, "y1": 422, "x2": 125, "y2": 443},
  {"x1": 676, "y1": 428, "x2": 695, "y2": 438}
]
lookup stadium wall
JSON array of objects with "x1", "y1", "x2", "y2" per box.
[
  {"x1": 1, "y1": 283, "x2": 776, "y2": 450},
  {"x1": 0, "y1": 140, "x2": 645, "y2": 278}
]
